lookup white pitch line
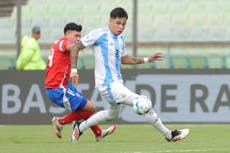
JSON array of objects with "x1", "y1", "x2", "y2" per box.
[
  {"x1": 120, "y1": 149, "x2": 211, "y2": 153},
  {"x1": 155, "y1": 149, "x2": 210, "y2": 153}
]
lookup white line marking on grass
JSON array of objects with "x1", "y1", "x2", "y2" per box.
[
  {"x1": 121, "y1": 148, "x2": 230, "y2": 153},
  {"x1": 120, "y1": 149, "x2": 210, "y2": 153},
  {"x1": 155, "y1": 149, "x2": 210, "y2": 153}
]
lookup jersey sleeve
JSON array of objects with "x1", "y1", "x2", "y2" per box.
[
  {"x1": 58, "y1": 38, "x2": 69, "y2": 52},
  {"x1": 81, "y1": 28, "x2": 105, "y2": 47}
]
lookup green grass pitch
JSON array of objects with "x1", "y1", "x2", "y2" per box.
[{"x1": 0, "y1": 124, "x2": 229, "y2": 153}]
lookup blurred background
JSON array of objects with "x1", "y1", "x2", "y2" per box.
[{"x1": 1, "y1": 0, "x2": 230, "y2": 69}]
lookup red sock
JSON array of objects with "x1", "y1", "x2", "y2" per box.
[
  {"x1": 90, "y1": 125, "x2": 102, "y2": 137},
  {"x1": 58, "y1": 110, "x2": 102, "y2": 136},
  {"x1": 58, "y1": 110, "x2": 92, "y2": 124}
]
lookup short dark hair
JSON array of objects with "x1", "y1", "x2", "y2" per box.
[
  {"x1": 64, "y1": 23, "x2": 82, "y2": 34},
  {"x1": 110, "y1": 7, "x2": 128, "y2": 19}
]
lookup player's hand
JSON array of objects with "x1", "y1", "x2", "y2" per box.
[
  {"x1": 70, "y1": 72, "x2": 79, "y2": 86},
  {"x1": 148, "y1": 52, "x2": 164, "y2": 62}
]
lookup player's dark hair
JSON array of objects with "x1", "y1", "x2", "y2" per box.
[
  {"x1": 110, "y1": 7, "x2": 128, "y2": 19},
  {"x1": 64, "y1": 23, "x2": 82, "y2": 34}
]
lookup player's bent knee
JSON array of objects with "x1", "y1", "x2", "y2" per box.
[
  {"x1": 105, "y1": 114, "x2": 119, "y2": 121},
  {"x1": 105, "y1": 109, "x2": 120, "y2": 121},
  {"x1": 82, "y1": 100, "x2": 96, "y2": 112},
  {"x1": 104, "y1": 115, "x2": 117, "y2": 121}
]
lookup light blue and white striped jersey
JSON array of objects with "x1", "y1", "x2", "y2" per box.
[{"x1": 81, "y1": 27, "x2": 127, "y2": 88}]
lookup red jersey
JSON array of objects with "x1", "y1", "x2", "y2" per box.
[{"x1": 45, "y1": 37, "x2": 72, "y2": 88}]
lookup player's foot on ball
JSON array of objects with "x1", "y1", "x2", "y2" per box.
[
  {"x1": 52, "y1": 116, "x2": 63, "y2": 138},
  {"x1": 166, "y1": 129, "x2": 189, "y2": 142},
  {"x1": 71, "y1": 121, "x2": 82, "y2": 143},
  {"x1": 96, "y1": 125, "x2": 117, "y2": 142}
]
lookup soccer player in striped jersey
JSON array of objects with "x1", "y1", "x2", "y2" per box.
[
  {"x1": 45, "y1": 23, "x2": 116, "y2": 142},
  {"x1": 70, "y1": 7, "x2": 189, "y2": 142}
]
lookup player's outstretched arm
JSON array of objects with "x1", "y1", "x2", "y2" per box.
[
  {"x1": 147, "y1": 52, "x2": 164, "y2": 62},
  {"x1": 121, "y1": 52, "x2": 164, "y2": 65}
]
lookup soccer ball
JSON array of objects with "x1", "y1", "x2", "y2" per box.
[{"x1": 133, "y1": 95, "x2": 152, "y2": 115}]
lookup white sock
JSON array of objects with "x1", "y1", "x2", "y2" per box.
[
  {"x1": 79, "y1": 110, "x2": 111, "y2": 132},
  {"x1": 144, "y1": 109, "x2": 171, "y2": 139}
]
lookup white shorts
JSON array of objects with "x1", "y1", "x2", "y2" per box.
[{"x1": 97, "y1": 81, "x2": 139, "y2": 106}]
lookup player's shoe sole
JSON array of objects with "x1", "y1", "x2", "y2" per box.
[
  {"x1": 166, "y1": 129, "x2": 189, "y2": 142},
  {"x1": 96, "y1": 125, "x2": 117, "y2": 142}
]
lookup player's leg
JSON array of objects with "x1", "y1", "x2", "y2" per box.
[
  {"x1": 46, "y1": 88, "x2": 67, "y2": 138},
  {"x1": 67, "y1": 83, "x2": 114, "y2": 140},
  {"x1": 104, "y1": 83, "x2": 171, "y2": 137},
  {"x1": 72, "y1": 83, "x2": 131, "y2": 141},
  {"x1": 54, "y1": 105, "x2": 117, "y2": 141},
  {"x1": 70, "y1": 99, "x2": 116, "y2": 141},
  {"x1": 72, "y1": 104, "x2": 120, "y2": 142},
  {"x1": 61, "y1": 85, "x2": 100, "y2": 140},
  {"x1": 52, "y1": 111, "x2": 96, "y2": 138},
  {"x1": 76, "y1": 82, "x2": 125, "y2": 133},
  {"x1": 119, "y1": 85, "x2": 189, "y2": 142},
  {"x1": 46, "y1": 86, "x2": 102, "y2": 139},
  {"x1": 67, "y1": 83, "x2": 117, "y2": 142},
  {"x1": 52, "y1": 110, "x2": 101, "y2": 136},
  {"x1": 123, "y1": 93, "x2": 171, "y2": 138},
  {"x1": 72, "y1": 119, "x2": 117, "y2": 142},
  {"x1": 80, "y1": 99, "x2": 117, "y2": 141}
]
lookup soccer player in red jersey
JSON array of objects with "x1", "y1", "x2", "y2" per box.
[{"x1": 45, "y1": 23, "x2": 116, "y2": 142}]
